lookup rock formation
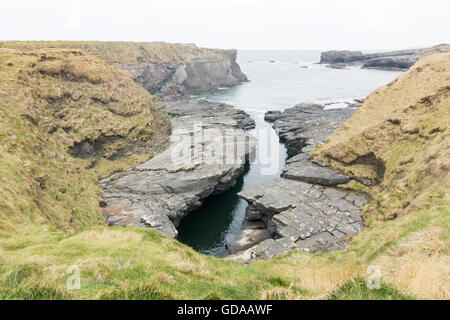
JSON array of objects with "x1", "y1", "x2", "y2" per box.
[
  {"x1": 0, "y1": 43, "x2": 253, "y2": 238},
  {"x1": 101, "y1": 98, "x2": 256, "y2": 237},
  {"x1": 0, "y1": 42, "x2": 255, "y2": 238},
  {"x1": 1, "y1": 42, "x2": 247, "y2": 96},
  {"x1": 227, "y1": 101, "x2": 368, "y2": 263},
  {"x1": 265, "y1": 103, "x2": 360, "y2": 157},
  {"x1": 231, "y1": 53, "x2": 450, "y2": 263},
  {"x1": 114, "y1": 46, "x2": 247, "y2": 96},
  {"x1": 319, "y1": 44, "x2": 450, "y2": 70}
]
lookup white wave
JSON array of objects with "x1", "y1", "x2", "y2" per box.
[{"x1": 324, "y1": 102, "x2": 349, "y2": 110}]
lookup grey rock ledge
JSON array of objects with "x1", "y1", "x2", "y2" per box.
[{"x1": 100, "y1": 98, "x2": 256, "y2": 238}]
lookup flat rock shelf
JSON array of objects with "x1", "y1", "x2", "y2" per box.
[{"x1": 100, "y1": 98, "x2": 255, "y2": 238}]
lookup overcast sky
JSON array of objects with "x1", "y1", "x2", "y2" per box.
[{"x1": 1, "y1": 0, "x2": 449, "y2": 50}]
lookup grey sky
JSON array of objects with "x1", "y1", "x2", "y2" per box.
[{"x1": 1, "y1": 0, "x2": 449, "y2": 50}]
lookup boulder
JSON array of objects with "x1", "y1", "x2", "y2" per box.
[
  {"x1": 268, "y1": 103, "x2": 358, "y2": 156},
  {"x1": 282, "y1": 159, "x2": 350, "y2": 186},
  {"x1": 225, "y1": 228, "x2": 271, "y2": 254},
  {"x1": 227, "y1": 102, "x2": 368, "y2": 262}
]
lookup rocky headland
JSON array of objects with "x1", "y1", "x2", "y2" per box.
[
  {"x1": 319, "y1": 44, "x2": 450, "y2": 70},
  {"x1": 226, "y1": 101, "x2": 369, "y2": 263},
  {"x1": 0, "y1": 42, "x2": 255, "y2": 237},
  {"x1": 1, "y1": 41, "x2": 247, "y2": 97}
]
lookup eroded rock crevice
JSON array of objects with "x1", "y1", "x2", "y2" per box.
[
  {"x1": 226, "y1": 101, "x2": 369, "y2": 263},
  {"x1": 69, "y1": 135, "x2": 122, "y2": 159}
]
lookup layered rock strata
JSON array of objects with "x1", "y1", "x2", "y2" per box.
[
  {"x1": 100, "y1": 99, "x2": 255, "y2": 237},
  {"x1": 227, "y1": 102, "x2": 368, "y2": 263},
  {"x1": 0, "y1": 42, "x2": 247, "y2": 96},
  {"x1": 114, "y1": 46, "x2": 247, "y2": 96},
  {"x1": 264, "y1": 102, "x2": 360, "y2": 157}
]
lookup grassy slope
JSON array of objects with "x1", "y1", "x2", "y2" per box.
[
  {"x1": 0, "y1": 48, "x2": 448, "y2": 300},
  {"x1": 313, "y1": 53, "x2": 449, "y2": 225},
  {"x1": 312, "y1": 53, "x2": 450, "y2": 298},
  {"x1": 0, "y1": 41, "x2": 229, "y2": 66},
  {"x1": 0, "y1": 47, "x2": 170, "y2": 233}
]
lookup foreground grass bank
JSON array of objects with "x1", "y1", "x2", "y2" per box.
[
  {"x1": 2, "y1": 187, "x2": 446, "y2": 299},
  {"x1": 1, "y1": 218, "x2": 428, "y2": 300}
]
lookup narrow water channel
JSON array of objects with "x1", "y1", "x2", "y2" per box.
[
  {"x1": 177, "y1": 50, "x2": 403, "y2": 255},
  {"x1": 177, "y1": 114, "x2": 287, "y2": 255}
]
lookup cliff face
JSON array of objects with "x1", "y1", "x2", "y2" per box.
[
  {"x1": 320, "y1": 44, "x2": 450, "y2": 70},
  {"x1": 109, "y1": 44, "x2": 247, "y2": 96},
  {"x1": 0, "y1": 48, "x2": 171, "y2": 231},
  {"x1": 1, "y1": 42, "x2": 247, "y2": 96},
  {"x1": 314, "y1": 53, "x2": 450, "y2": 224},
  {"x1": 0, "y1": 41, "x2": 250, "y2": 236},
  {"x1": 179, "y1": 47, "x2": 247, "y2": 94}
]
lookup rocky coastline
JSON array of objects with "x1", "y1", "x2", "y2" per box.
[
  {"x1": 114, "y1": 46, "x2": 248, "y2": 97},
  {"x1": 86, "y1": 41, "x2": 373, "y2": 263},
  {"x1": 1, "y1": 38, "x2": 447, "y2": 299},
  {"x1": 100, "y1": 98, "x2": 256, "y2": 238},
  {"x1": 64, "y1": 42, "x2": 374, "y2": 261},
  {"x1": 61, "y1": 42, "x2": 256, "y2": 238},
  {"x1": 319, "y1": 44, "x2": 450, "y2": 70},
  {"x1": 226, "y1": 101, "x2": 369, "y2": 263}
]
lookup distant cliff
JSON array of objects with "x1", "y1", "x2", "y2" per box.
[
  {"x1": 1, "y1": 41, "x2": 247, "y2": 96},
  {"x1": 319, "y1": 44, "x2": 450, "y2": 70}
]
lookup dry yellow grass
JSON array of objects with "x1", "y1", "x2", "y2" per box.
[
  {"x1": 374, "y1": 227, "x2": 449, "y2": 299},
  {"x1": 253, "y1": 253, "x2": 362, "y2": 298},
  {"x1": 260, "y1": 287, "x2": 305, "y2": 300},
  {"x1": 0, "y1": 41, "x2": 231, "y2": 66},
  {"x1": 314, "y1": 52, "x2": 450, "y2": 224}
]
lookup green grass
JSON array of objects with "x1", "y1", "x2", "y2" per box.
[
  {"x1": 1, "y1": 215, "x2": 433, "y2": 300},
  {"x1": 98, "y1": 283, "x2": 176, "y2": 300},
  {"x1": 328, "y1": 278, "x2": 415, "y2": 300}
]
